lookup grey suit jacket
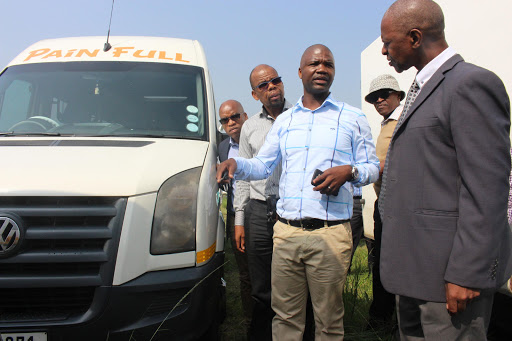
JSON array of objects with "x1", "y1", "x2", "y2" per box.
[{"x1": 380, "y1": 54, "x2": 512, "y2": 302}]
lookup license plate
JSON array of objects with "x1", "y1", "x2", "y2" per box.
[{"x1": 0, "y1": 332, "x2": 47, "y2": 341}]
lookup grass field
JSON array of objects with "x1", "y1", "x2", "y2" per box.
[{"x1": 219, "y1": 196, "x2": 395, "y2": 340}]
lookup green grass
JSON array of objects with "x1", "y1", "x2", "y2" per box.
[
  {"x1": 343, "y1": 245, "x2": 393, "y2": 341},
  {"x1": 220, "y1": 240, "x2": 247, "y2": 340},
  {"x1": 219, "y1": 195, "x2": 393, "y2": 340}
]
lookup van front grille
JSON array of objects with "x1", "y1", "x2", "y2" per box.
[{"x1": 0, "y1": 196, "x2": 126, "y2": 322}]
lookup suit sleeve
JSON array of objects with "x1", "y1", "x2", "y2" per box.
[{"x1": 444, "y1": 68, "x2": 511, "y2": 289}]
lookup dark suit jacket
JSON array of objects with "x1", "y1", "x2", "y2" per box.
[
  {"x1": 380, "y1": 54, "x2": 512, "y2": 302},
  {"x1": 218, "y1": 137, "x2": 234, "y2": 215}
]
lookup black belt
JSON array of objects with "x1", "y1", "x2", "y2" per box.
[
  {"x1": 278, "y1": 217, "x2": 349, "y2": 230},
  {"x1": 353, "y1": 195, "x2": 362, "y2": 199}
]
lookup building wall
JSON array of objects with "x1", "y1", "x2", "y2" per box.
[{"x1": 360, "y1": 0, "x2": 512, "y2": 238}]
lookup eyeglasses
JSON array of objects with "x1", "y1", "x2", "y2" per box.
[
  {"x1": 219, "y1": 113, "x2": 242, "y2": 124},
  {"x1": 253, "y1": 76, "x2": 283, "y2": 91},
  {"x1": 367, "y1": 90, "x2": 397, "y2": 104}
]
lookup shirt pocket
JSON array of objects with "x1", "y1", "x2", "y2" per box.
[{"x1": 310, "y1": 124, "x2": 352, "y2": 163}]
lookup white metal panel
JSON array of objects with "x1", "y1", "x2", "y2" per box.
[
  {"x1": 195, "y1": 142, "x2": 222, "y2": 264},
  {"x1": 0, "y1": 138, "x2": 208, "y2": 196},
  {"x1": 113, "y1": 193, "x2": 196, "y2": 285}
]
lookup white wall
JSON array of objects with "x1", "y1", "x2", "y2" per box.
[{"x1": 360, "y1": 0, "x2": 512, "y2": 238}]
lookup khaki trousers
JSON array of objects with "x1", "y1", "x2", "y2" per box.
[{"x1": 271, "y1": 220, "x2": 352, "y2": 341}]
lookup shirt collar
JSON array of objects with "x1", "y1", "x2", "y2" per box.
[
  {"x1": 259, "y1": 99, "x2": 293, "y2": 119},
  {"x1": 229, "y1": 137, "x2": 239, "y2": 147},
  {"x1": 381, "y1": 103, "x2": 404, "y2": 126},
  {"x1": 416, "y1": 46, "x2": 456, "y2": 89},
  {"x1": 295, "y1": 93, "x2": 341, "y2": 112}
]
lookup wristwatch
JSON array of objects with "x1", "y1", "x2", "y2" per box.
[{"x1": 350, "y1": 166, "x2": 359, "y2": 182}]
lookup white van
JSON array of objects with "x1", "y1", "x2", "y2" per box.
[{"x1": 0, "y1": 37, "x2": 225, "y2": 340}]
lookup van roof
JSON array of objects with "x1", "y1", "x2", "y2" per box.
[{"x1": 6, "y1": 36, "x2": 206, "y2": 68}]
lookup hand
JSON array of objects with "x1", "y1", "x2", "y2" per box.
[
  {"x1": 312, "y1": 165, "x2": 352, "y2": 196},
  {"x1": 445, "y1": 282, "x2": 480, "y2": 315},
  {"x1": 234, "y1": 225, "x2": 245, "y2": 253},
  {"x1": 379, "y1": 159, "x2": 386, "y2": 177},
  {"x1": 216, "y1": 159, "x2": 237, "y2": 185}
]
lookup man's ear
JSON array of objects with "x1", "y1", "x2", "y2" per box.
[
  {"x1": 252, "y1": 90, "x2": 260, "y2": 101},
  {"x1": 298, "y1": 67, "x2": 303, "y2": 80},
  {"x1": 410, "y1": 28, "x2": 422, "y2": 49}
]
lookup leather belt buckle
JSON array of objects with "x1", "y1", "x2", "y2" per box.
[{"x1": 301, "y1": 219, "x2": 320, "y2": 230}]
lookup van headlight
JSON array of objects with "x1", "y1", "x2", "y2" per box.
[{"x1": 151, "y1": 167, "x2": 202, "y2": 255}]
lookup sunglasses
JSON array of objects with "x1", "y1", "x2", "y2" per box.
[
  {"x1": 368, "y1": 90, "x2": 397, "y2": 104},
  {"x1": 253, "y1": 76, "x2": 283, "y2": 91},
  {"x1": 219, "y1": 113, "x2": 242, "y2": 124}
]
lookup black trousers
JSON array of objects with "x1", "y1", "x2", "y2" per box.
[
  {"x1": 245, "y1": 199, "x2": 275, "y2": 341},
  {"x1": 368, "y1": 200, "x2": 396, "y2": 323},
  {"x1": 488, "y1": 292, "x2": 512, "y2": 340},
  {"x1": 226, "y1": 212, "x2": 253, "y2": 322}
]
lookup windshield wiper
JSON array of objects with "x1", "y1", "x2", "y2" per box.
[
  {"x1": 108, "y1": 134, "x2": 201, "y2": 140},
  {"x1": 0, "y1": 132, "x2": 62, "y2": 137},
  {"x1": 89, "y1": 133, "x2": 167, "y2": 138}
]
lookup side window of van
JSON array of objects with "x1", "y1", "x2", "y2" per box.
[{"x1": 0, "y1": 80, "x2": 32, "y2": 130}]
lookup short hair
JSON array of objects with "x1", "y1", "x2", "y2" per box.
[{"x1": 385, "y1": 0, "x2": 445, "y2": 41}]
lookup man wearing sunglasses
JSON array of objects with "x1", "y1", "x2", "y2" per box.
[
  {"x1": 363, "y1": 74, "x2": 404, "y2": 332},
  {"x1": 233, "y1": 64, "x2": 293, "y2": 341},
  {"x1": 219, "y1": 45, "x2": 379, "y2": 340},
  {"x1": 218, "y1": 100, "x2": 251, "y2": 330}
]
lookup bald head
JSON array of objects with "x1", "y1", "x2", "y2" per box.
[
  {"x1": 384, "y1": 0, "x2": 445, "y2": 41},
  {"x1": 219, "y1": 100, "x2": 247, "y2": 142},
  {"x1": 249, "y1": 64, "x2": 277, "y2": 89},
  {"x1": 298, "y1": 44, "x2": 335, "y2": 105},
  {"x1": 381, "y1": 0, "x2": 448, "y2": 72},
  {"x1": 249, "y1": 64, "x2": 285, "y2": 117},
  {"x1": 219, "y1": 99, "x2": 244, "y2": 115},
  {"x1": 300, "y1": 44, "x2": 333, "y2": 69}
]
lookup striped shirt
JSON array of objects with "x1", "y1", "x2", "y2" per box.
[
  {"x1": 233, "y1": 101, "x2": 292, "y2": 226},
  {"x1": 234, "y1": 95, "x2": 379, "y2": 221}
]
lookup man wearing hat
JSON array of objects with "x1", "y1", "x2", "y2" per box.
[{"x1": 364, "y1": 74, "x2": 405, "y2": 331}]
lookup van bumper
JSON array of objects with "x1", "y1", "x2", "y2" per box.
[{"x1": 1, "y1": 252, "x2": 225, "y2": 341}]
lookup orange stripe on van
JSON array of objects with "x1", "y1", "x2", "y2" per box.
[{"x1": 196, "y1": 242, "x2": 216, "y2": 264}]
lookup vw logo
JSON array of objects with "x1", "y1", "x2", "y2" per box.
[{"x1": 0, "y1": 215, "x2": 23, "y2": 257}]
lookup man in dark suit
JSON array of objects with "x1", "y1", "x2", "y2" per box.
[
  {"x1": 218, "y1": 100, "x2": 251, "y2": 328},
  {"x1": 378, "y1": 0, "x2": 512, "y2": 339}
]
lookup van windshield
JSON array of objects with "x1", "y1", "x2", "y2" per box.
[{"x1": 0, "y1": 62, "x2": 207, "y2": 139}]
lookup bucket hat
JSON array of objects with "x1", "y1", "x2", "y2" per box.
[{"x1": 365, "y1": 74, "x2": 405, "y2": 103}]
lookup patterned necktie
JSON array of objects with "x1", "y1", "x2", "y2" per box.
[{"x1": 378, "y1": 79, "x2": 420, "y2": 217}]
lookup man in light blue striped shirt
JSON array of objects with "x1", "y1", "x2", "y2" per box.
[{"x1": 217, "y1": 44, "x2": 379, "y2": 340}]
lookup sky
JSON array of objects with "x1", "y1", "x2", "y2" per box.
[{"x1": 0, "y1": 0, "x2": 395, "y2": 117}]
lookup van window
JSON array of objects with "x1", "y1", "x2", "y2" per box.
[{"x1": 0, "y1": 62, "x2": 208, "y2": 140}]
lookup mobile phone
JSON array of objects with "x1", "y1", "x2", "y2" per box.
[
  {"x1": 221, "y1": 171, "x2": 229, "y2": 181},
  {"x1": 311, "y1": 169, "x2": 324, "y2": 186},
  {"x1": 219, "y1": 171, "x2": 230, "y2": 191}
]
